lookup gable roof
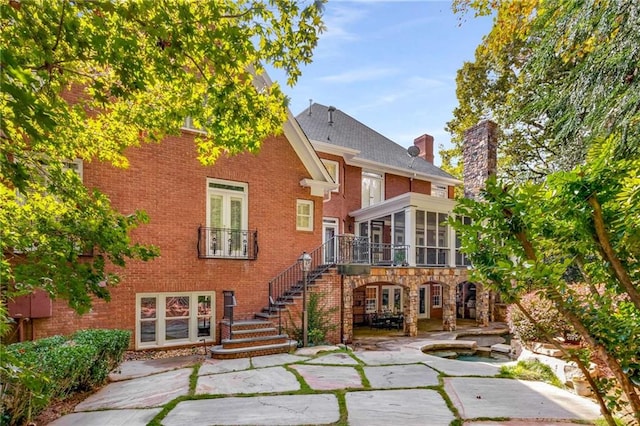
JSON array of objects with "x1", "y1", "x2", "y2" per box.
[
  {"x1": 295, "y1": 103, "x2": 460, "y2": 185},
  {"x1": 254, "y1": 74, "x2": 337, "y2": 196}
]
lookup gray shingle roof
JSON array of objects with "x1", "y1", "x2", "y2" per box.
[{"x1": 295, "y1": 103, "x2": 457, "y2": 181}]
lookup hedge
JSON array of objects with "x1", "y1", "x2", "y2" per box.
[{"x1": 1, "y1": 328, "x2": 130, "y2": 426}]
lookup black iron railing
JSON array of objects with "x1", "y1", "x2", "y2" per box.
[
  {"x1": 267, "y1": 236, "x2": 410, "y2": 324},
  {"x1": 197, "y1": 227, "x2": 258, "y2": 259},
  {"x1": 268, "y1": 237, "x2": 336, "y2": 320}
]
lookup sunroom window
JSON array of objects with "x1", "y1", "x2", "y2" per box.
[{"x1": 415, "y1": 210, "x2": 449, "y2": 266}]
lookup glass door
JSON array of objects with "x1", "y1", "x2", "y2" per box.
[{"x1": 418, "y1": 285, "x2": 430, "y2": 319}]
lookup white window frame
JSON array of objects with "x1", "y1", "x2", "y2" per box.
[
  {"x1": 321, "y1": 159, "x2": 340, "y2": 192},
  {"x1": 432, "y1": 284, "x2": 442, "y2": 308},
  {"x1": 362, "y1": 170, "x2": 384, "y2": 208},
  {"x1": 136, "y1": 291, "x2": 215, "y2": 349},
  {"x1": 365, "y1": 286, "x2": 378, "y2": 314},
  {"x1": 206, "y1": 178, "x2": 249, "y2": 257},
  {"x1": 415, "y1": 210, "x2": 450, "y2": 266},
  {"x1": 182, "y1": 116, "x2": 207, "y2": 134},
  {"x1": 296, "y1": 199, "x2": 314, "y2": 231},
  {"x1": 455, "y1": 215, "x2": 473, "y2": 267},
  {"x1": 431, "y1": 184, "x2": 447, "y2": 198},
  {"x1": 62, "y1": 158, "x2": 83, "y2": 181}
]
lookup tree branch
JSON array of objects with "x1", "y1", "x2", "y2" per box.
[{"x1": 587, "y1": 193, "x2": 640, "y2": 311}]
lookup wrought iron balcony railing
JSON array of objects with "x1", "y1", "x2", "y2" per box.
[{"x1": 197, "y1": 227, "x2": 258, "y2": 260}]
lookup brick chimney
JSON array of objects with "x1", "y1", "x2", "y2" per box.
[
  {"x1": 413, "y1": 134, "x2": 434, "y2": 164},
  {"x1": 463, "y1": 120, "x2": 498, "y2": 200}
]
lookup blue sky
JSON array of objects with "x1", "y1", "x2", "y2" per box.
[{"x1": 268, "y1": 1, "x2": 493, "y2": 165}]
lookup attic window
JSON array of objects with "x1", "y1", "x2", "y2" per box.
[{"x1": 431, "y1": 184, "x2": 447, "y2": 198}]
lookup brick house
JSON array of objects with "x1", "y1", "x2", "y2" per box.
[
  {"x1": 294, "y1": 104, "x2": 500, "y2": 342},
  {"x1": 8, "y1": 89, "x2": 500, "y2": 355}
]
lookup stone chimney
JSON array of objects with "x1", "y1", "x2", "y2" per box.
[
  {"x1": 413, "y1": 134, "x2": 434, "y2": 164},
  {"x1": 463, "y1": 120, "x2": 498, "y2": 200}
]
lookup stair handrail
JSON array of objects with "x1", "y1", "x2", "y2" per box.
[{"x1": 268, "y1": 236, "x2": 340, "y2": 319}]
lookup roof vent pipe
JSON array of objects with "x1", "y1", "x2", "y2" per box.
[{"x1": 328, "y1": 106, "x2": 336, "y2": 125}]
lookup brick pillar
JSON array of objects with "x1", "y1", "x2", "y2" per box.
[{"x1": 463, "y1": 120, "x2": 498, "y2": 200}]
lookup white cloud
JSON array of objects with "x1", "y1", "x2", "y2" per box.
[{"x1": 319, "y1": 67, "x2": 400, "y2": 83}]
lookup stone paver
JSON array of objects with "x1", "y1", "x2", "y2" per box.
[
  {"x1": 50, "y1": 331, "x2": 604, "y2": 426},
  {"x1": 250, "y1": 353, "x2": 309, "y2": 368},
  {"x1": 198, "y1": 357, "x2": 251, "y2": 376},
  {"x1": 163, "y1": 394, "x2": 340, "y2": 426},
  {"x1": 290, "y1": 364, "x2": 363, "y2": 390},
  {"x1": 48, "y1": 408, "x2": 162, "y2": 426},
  {"x1": 364, "y1": 364, "x2": 440, "y2": 388},
  {"x1": 445, "y1": 377, "x2": 601, "y2": 421},
  {"x1": 74, "y1": 368, "x2": 191, "y2": 411},
  {"x1": 196, "y1": 366, "x2": 300, "y2": 394},
  {"x1": 346, "y1": 389, "x2": 455, "y2": 426},
  {"x1": 109, "y1": 355, "x2": 201, "y2": 381},
  {"x1": 305, "y1": 352, "x2": 359, "y2": 365},
  {"x1": 352, "y1": 348, "x2": 432, "y2": 365},
  {"x1": 421, "y1": 353, "x2": 502, "y2": 376}
]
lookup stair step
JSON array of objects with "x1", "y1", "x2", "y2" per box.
[
  {"x1": 222, "y1": 334, "x2": 288, "y2": 350},
  {"x1": 210, "y1": 340, "x2": 298, "y2": 360},
  {"x1": 232, "y1": 327, "x2": 277, "y2": 337},
  {"x1": 221, "y1": 319, "x2": 274, "y2": 331}
]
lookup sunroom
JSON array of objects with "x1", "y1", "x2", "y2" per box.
[{"x1": 350, "y1": 192, "x2": 471, "y2": 268}]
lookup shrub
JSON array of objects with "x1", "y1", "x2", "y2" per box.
[
  {"x1": 1, "y1": 329, "x2": 131, "y2": 425},
  {"x1": 288, "y1": 291, "x2": 338, "y2": 346},
  {"x1": 506, "y1": 291, "x2": 574, "y2": 343},
  {"x1": 499, "y1": 359, "x2": 563, "y2": 387},
  {"x1": 72, "y1": 329, "x2": 130, "y2": 388}
]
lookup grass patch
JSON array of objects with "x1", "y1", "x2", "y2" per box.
[{"x1": 498, "y1": 360, "x2": 562, "y2": 387}]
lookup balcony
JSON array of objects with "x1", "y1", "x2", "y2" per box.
[
  {"x1": 197, "y1": 227, "x2": 258, "y2": 260},
  {"x1": 334, "y1": 235, "x2": 408, "y2": 266}
]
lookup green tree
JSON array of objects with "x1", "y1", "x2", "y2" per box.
[
  {"x1": 0, "y1": 0, "x2": 325, "y2": 323},
  {"x1": 446, "y1": 0, "x2": 640, "y2": 180},
  {"x1": 452, "y1": 139, "x2": 640, "y2": 423}
]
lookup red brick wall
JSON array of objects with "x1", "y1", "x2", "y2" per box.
[
  {"x1": 33, "y1": 131, "x2": 324, "y2": 347},
  {"x1": 386, "y1": 174, "x2": 432, "y2": 200},
  {"x1": 319, "y1": 154, "x2": 361, "y2": 233}
]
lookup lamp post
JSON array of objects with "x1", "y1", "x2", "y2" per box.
[{"x1": 298, "y1": 251, "x2": 312, "y2": 347}]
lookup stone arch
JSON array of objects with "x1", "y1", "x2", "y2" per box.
[
  {"x1": 455, "y1": 279, "x2": 490, "y2": 327},
  {"x1": 342, "y1": 268, "x2": 468, "y2": 341}
]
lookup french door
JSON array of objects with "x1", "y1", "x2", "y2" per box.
[{"x1": 206, "y1": 179, "x2": 248, "y2": 257}]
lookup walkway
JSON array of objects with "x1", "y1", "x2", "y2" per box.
[{"x1": 49, "y1": 336, "x2": 601, "y2": 426}]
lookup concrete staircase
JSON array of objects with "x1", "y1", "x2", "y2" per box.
[{"x1": 210, "y1": 319, "x2": 297, "y2": 360}]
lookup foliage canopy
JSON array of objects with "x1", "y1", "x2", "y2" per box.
[{"x1": 0, "y1": 0, "x2": 325, "y2": 323}]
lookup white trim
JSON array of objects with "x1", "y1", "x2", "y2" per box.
[
  {"x1": 296, "y1": 199, "x2": 314, "y2": 231},
  {"x1": 136, "y1": 291, "x2": 215, "y2": 349},
  {"x1": 311, "y1": 139, "x2": 360, "y2": 159},
  {"x1": 299, "y1": 178, "x2": 337, "y2": 197},
  {"x1": 346, "y1": 156, "x2": 461, "y2": 186},
  {"x1": 321, "y1": 159, "x2": 340, "y2": 192},
  {"x1": 350, "y1": 192, "x2": 457, "y2": 223},
  {"x1": 432, "y1": 284, "x2": 443, "y2": 308}
]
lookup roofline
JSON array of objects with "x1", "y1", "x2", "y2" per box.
[
  {"x1": 349, "y1": 192, "x2": 458, "y2": 222},
  {"x1": 257, "y1": 72, "x2": 338, "y2": 194},
  {"x1": 310, "y1": 139, "x2": 360, "y2": 159},
  {"x1": 347, "y1": 157, "x2": 462, "y2": 186}
]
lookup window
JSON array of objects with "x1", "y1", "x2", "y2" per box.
[
  {"x1": 321, "y1": 159, "x2": 339, "y2": 192},
  {"x1": 136, "y1": 292, "x2": 214, "y2": 348},
  {"x1": 431, "y1": 184, "x2": 447, "y2": 198},
  {"x1": 206, "y1": 179, "x2": 248, "y2": 257},
  {"x1": 415, "y1": 210, "x2": 449, "y2": 266},
  {"x1": 365, "y1": 286, "x2": 378, "y2": 313},
  {"x1": 296, "y1": 199, "x2": 314, "y2": 231},
  {"x1": 432, "y1": 284, "x2": 442, "y2": 308},
  {"x1": 362, "y1": 171, "x2": 383, "y2": 208},
  {"x1": 455, "y1": 215, "x2": 473, "y2": 266},
  {"x1": 62, "y1": 159, "x2": 83, "y2": 181}
]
